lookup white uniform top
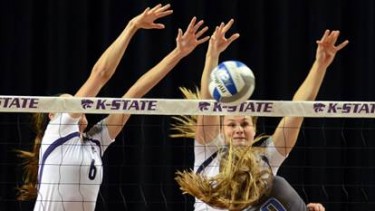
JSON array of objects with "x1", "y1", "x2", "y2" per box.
[
  {"x1": 193, "y1": 134, "x2": 286, "y2": 211},
  {"x1": 34, "y1": 113, "x2": 114, "y2": 211}
]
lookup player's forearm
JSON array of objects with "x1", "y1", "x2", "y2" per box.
[
  {"x1": 200, "y1": 53, "x2": 219, "y2": 99},
  {"x1": 91, "y1": 21, "x2": 138, "y2": 82},
  {"x1": 124, "y1": 48, "x2": 185, "y2": 98},
  {"x1": 293, "y1": 61, "x2": 327, "y2": 101}
]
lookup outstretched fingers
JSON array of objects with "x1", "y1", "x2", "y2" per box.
[
  {"x1": 327, "y1": 30, "x2": 341, "y2": 45},
  {"x1": 175, "y1": 17, "x2": 210, "y2": 56},
  {"x1": 227, "y1": 33, "x2": 240, "y2": 44},
  {"x1": 184, "y1": 17, "x2": 209, "y2": 42},
  {"x1": 210, "y1": 26, "x2": 220, "y2": 40},
  {"x1": 222, "y1": 19, "x2": 235, "y2": 34},
  {"x1": 196, "y1": 26, "x2": 210, "y2": 42},
  {"x1": 185, "y1": 17, "x2": 198, "y2": 33},
  {"x1": 134, "y1": 3, "x2": 173, "y2": 29},
  {"x1": 336, "y1": 39, "x2": 349, "y2": 51},
  {"x1": 219, "y1": 19, "x2": 240, "y2": 43},
  {"x1": 318, "y1": 29, "x2": 330, "y2": 43},
  {"x1": 152, "y1": 3, "x2": 173, "y2": 19},
  {"x1": 314, "y1": 29, "x2": 349, "y2": 67},
  {"x1": 329, "y1": 30, "x2": 349, "y2": 51},
  {"x1": 317, "y1": 29, "x2": 349, "y2": 52}
]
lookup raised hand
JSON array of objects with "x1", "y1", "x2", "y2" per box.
[
  {"x1": 315, "y1": 29, "x2": 349, "y2": 68},
  {"x1": 131, "y1": 3, "x2": 173, "y2": 30},
  {"x1": 175, "y1": 17, "x2": 210, "y2": 57},
  {"x1": 208, "y1": 19, "x2": 240, "y2": 57},
  {"x1": 307, "y1": 202, "x2": 325, "y2": 211}
]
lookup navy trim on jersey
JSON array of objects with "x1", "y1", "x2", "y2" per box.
[
  {"x1": 83, "y1": 137, "x2": 102, "y2": 156},
  {"x1": 196, "y1": 150, "x2": 219, "y2": 174},
  {"x1": 37, "y1": 132, "x2": 80, "y2": 185}
]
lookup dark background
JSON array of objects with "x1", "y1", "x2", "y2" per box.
[{"x1": 1, "y1": 0, "x2": 375, "y2": 210}]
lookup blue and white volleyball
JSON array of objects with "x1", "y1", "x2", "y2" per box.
[{"x1": 209, "y1": 60, "x2": 255, "y2": 105}]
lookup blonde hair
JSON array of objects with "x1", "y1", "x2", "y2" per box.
[
  {"x1": 170, "y1": 86, "x2": 259, "y2": 138},
  {"x1": 170, "y1": 87, "x2": 200, "y2": 139},
  {"x1": 175, "y1": 145, "x2": 272, "y2": 210},
  {"x1": 16, "y1": 113, "x2": 49, "y2": 200},
  {"x1": 171, "y1": 87, "x2": 272, "y2": 210}
]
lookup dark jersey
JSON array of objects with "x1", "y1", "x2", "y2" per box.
[{"x1": 246, "y1": 176, "x2": 307, "y2": 211}]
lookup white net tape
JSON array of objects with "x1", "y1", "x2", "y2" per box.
[{"x1": 1, "y1": 95, "x2": 375, "y2": 117}]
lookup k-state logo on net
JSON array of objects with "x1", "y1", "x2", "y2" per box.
[
  {"x1": 81, "y1": 99, "x2": 94, "y2": 109},
  {"x1": 198, "y1": 102, "x2": 211, "y2": 111},
  {"x1": 313, "y1": 103, "x2": 326, "y2": 112}
]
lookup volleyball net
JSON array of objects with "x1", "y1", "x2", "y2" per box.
[
  {"x1": 1, "y1": 96, "x2": 374, "y2": 210},
  {"x1": 1, "y1": 95, "x2": 375, "y2": 117}
]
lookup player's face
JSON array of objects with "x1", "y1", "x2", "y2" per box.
[{"x1": 222, "y1": 115, "x2": 255, "y2": 146}]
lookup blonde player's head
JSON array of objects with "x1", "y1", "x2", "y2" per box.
[{"x1": 221, "y1": 115, "x2": 257, "y2": 147}]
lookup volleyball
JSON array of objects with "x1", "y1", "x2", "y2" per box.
[{"x1": 208, "y1": 60, "x2": 255, "y2": 105}]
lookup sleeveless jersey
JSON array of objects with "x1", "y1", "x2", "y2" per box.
[{"x1": 34, "y1": 113, "x2": 114, "y2": 211}]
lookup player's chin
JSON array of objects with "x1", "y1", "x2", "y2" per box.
[{"x1": 232, "y1": 139, "x2": 250, "y2": 147}]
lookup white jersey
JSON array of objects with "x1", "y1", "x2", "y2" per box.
[
  {"x1": 34, "y1": 113, "x2": 114, "y2": 211},
  {"x1": 193, "y1": 134, "x2": 286, "y2": 211}
]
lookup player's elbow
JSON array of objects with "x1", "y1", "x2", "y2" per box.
[{"x1": 91, "y1": 65, "x2": 113, "y2": 85}]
